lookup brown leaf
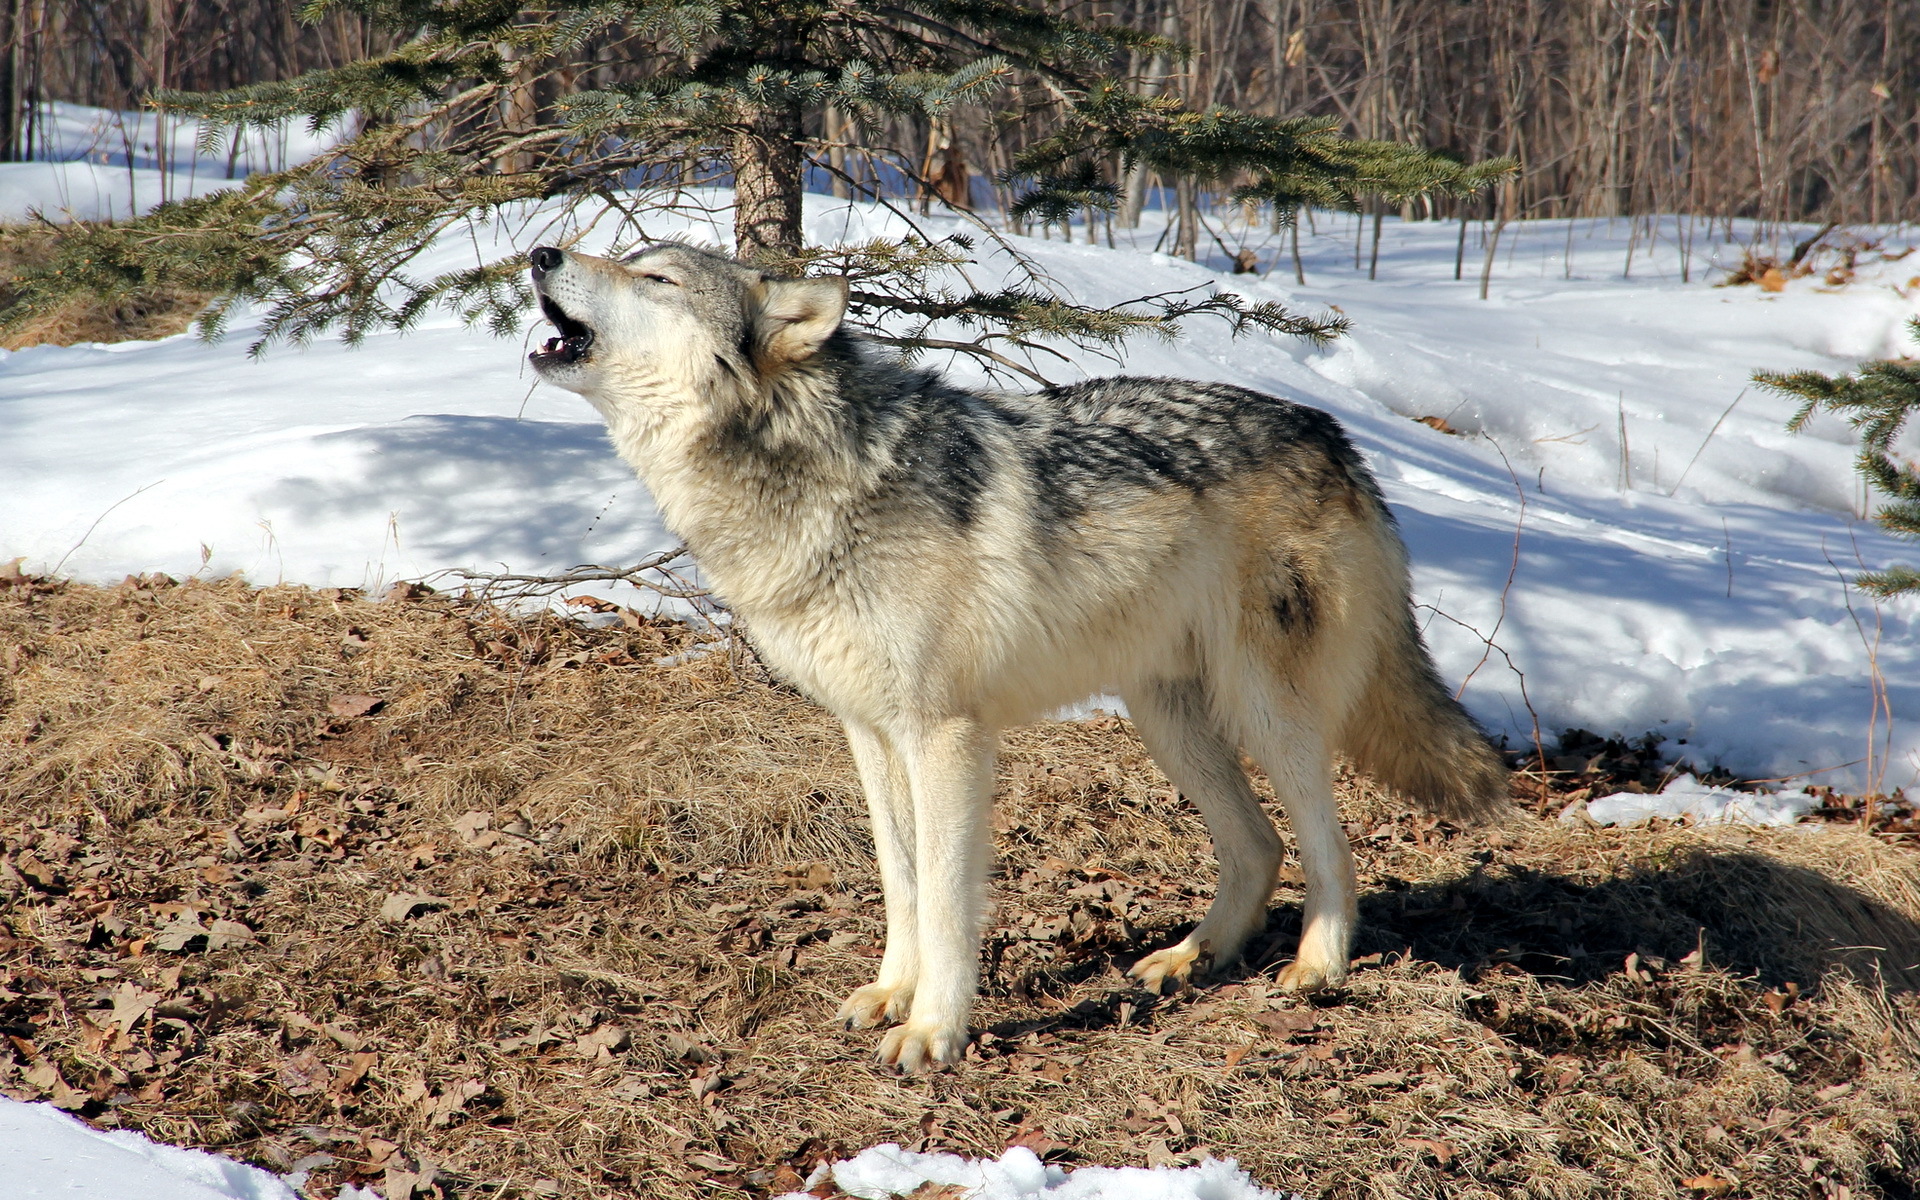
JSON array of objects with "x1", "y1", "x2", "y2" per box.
[
  {"x1": 1416, "y1": 415, "x2": 1461, "y2": 436},
  {"x1": 1758, "y1": 266, "x2": 1787, "y2": 292},
  {"x1": 1682, "y1": 1175, "x2": 1736, "y2": 1196},
  {"x1": 379, "y1": 892, "x2": 449, "y2": 923},
  {"x1": 153, "y1": 914, "x2": 212, "y2": 952},
  {"x1": 1252, "y1": 1008, "x2": 1319, "y2": 1039},
  {"x1": 23, "y1": 1060, "x2": 85, "y2": 1110},
  {"x1": 278, "y1": 1048, "x2": 329, "y2": 1096},
  {"x1": 328, "y1": 1051, "x2": 379, "y2": 1097},
  {"x1": 328, "y1": 693, "x2": 383, "y2": 719},
  {"x1": 206, "y1": 918, "x2": 256, "y2": 950},
  {"x1": 108, "y1": 981, "x2": 162, "y2": 1035},
  {"x1": 1400, "y1": 1137, "x2": 1455, "y2": 1166},
  {"x1": 1009, "y1": 1127, "x2": 1068, "y2": 1156}
]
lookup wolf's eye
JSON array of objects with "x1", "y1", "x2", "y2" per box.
[{"x1": 640, "y1": 273, "x2": 679, "y2": 286}]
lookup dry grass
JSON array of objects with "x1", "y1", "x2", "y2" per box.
[
  {"x1": 3, "y1": 573, "x2": 1919, "y2": 1200},
  {"x1": 0, "y1": 225, "x2": 213, "y2": 350}
]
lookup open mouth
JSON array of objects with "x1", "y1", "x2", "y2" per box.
[{"x1": 531, "y1": 295, "x2": 595, "y2": 367}]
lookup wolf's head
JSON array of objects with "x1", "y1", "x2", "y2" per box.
[{"x1": 527, "y1": 243, "x2": 850, "y2": 410}]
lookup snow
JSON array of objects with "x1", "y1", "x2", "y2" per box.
[
  {"x1": 0, "y1": 1097, "x2": 303, "y2": 1199},
  {"x1": 782, "y1": 1143, "x2": 1301, "y2": 1200},
  {"x1": 2, "y1": 190, "x2": 1917, "y2": 794},
  {"x1": 1573, "y1": 773, "x2": 1822, "y2": 828},
  {"x1": 0, "y1": 101, "x2": 348, "y2": 221}
]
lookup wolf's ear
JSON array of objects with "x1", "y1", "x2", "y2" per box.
[{"x1": 751, "y1": 276, "x2": 849, "y2": 365}]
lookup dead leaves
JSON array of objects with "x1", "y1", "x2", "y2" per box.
[
  {"x1": 400, "y1": 1077, "x2": 487, "y2": 1128},
  {"x1": 379, "y1": 892, "x2": 450, "y2": 923},
  {"x1": 152, "y1": 911, "x2": 255, "y2": 952},
  {"x1": 328, "y1": 693, "x2": 384, "y2": 720}
]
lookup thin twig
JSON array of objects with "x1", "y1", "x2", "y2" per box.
[
  {"x1": 52, "y1": 479, "x2": 167, "y2": 575},
  {"x1": 1457, "y1": 435, "x2": 1527, "y2": 701},
  {"x1": 1667, "y1": 387, "x2": 1745, "y2": 497}
]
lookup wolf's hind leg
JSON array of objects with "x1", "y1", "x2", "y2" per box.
[
  {"x1": 1124, "y1": 676, "x2": 1282, "y2": 992},
  {"x1": 1229, "y1": 690, "x2": 1355, "y2": 993},
  {"x1": 837, "y1": 722, "x2": 919, "y2": 1029}
]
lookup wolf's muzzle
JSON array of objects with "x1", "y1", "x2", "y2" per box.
[{"x1": 530, "y1": 246, "x2": 563, "y2": 279}]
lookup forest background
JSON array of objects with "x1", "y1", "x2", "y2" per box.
[{"x1": 4, "y1": 0, "x2": 1916, "y2": 236}]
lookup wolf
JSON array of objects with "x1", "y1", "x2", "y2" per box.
[{"x1": 525, "y1": 241, "x2": 1509, "y2": 1070}]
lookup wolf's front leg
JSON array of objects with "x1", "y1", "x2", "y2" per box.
[
  {"x1": 876, "y1": 717, "x2": 995, "y2": 1070},
  {"x1": 837, "y1": 723, "x2": 920, "y2": 1029}
]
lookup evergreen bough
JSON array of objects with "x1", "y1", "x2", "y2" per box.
[
  {"x1": 1757, "y1": 316, "x2": 1920, "y2": 597},
  {"x1": 2, "y1": 0, "x2": 1513, "y2": 374}
]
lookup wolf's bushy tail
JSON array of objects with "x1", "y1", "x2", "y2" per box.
[{"x1": 1339, "y1": 607, "x2": 1511, "y2": 823}]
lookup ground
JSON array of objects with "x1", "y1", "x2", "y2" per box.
[{"x1": 2, "y1": 570, "x2": 1918, "y2": 1200}]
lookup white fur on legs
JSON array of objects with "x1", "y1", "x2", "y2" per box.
[
  {"x1": 874, "y1": 716, "x2": 994, "y2": 1070},
  {"x1": 837, "y1": 723, "x2": 919, "y2": 1028},
  {"x1": 1244, "y1": 720, "x2": 1355, "y2": 992},
  {"x1": 1123, "y1": 677, "x2": 1283, "y2": 992}
]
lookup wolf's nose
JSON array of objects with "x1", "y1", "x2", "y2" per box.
[{"x1": 529, "y1": 246, "x2": 563, "y2": 277}]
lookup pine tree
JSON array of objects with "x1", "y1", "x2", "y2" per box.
[
  {"x1": 1757, "y1": 316, "x2": 1920, "y2": 597},
  {"x1": 1, "y1": 0, "x2": 1512, "y2": 373}
]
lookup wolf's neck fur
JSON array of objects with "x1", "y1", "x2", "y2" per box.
[{"x1": 598, "y1": 335, "x2": 883, "y2": 618}]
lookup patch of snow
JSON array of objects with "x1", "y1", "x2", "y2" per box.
[
  {"x1": 0, "y1": 1097, "x2": 300, "y2": 1199},
  {"x1": 781, "y1": 1143, "x2": 1302, "y2": 1200},
  {"x1": 1571, "y1": 773, "x2": 1822, "y2": 827}
]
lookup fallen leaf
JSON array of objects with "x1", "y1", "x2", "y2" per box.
[
  {"x1": 1758, "y1": 266, "x2": 1787, "y2": 292},
  {"x1": 206, "y1": 919, "x2": 256, "y2": 949},
  {"x1": 1682, "y1": 1175, "x2": 1736, "y2": 1196},
  {"x1": 1400, "y1": 1136, "x2": 1455, "y2": 1166},
  {"x1": 1009, "y1": 1127, "x2": 1068, "y2": 1156},
  {"x1": 329, "y1": 1051, "x2": 379, "y2": 1097},
  {"x1": 328, "y1": 693, "x2": 383, "y2": 719},
  {"x1": 379, "y1": 892, "x2": 450, "y2": 923},
  {"x1": 1252, "y1": 1008, "x2": 1318, "y2": 1038},
  {"x1": 279, "y1": 1049, "x2": 329, "y2": 1096},
  {"x1": 108, "y1": 982, "x2": 162, "y2": 1035},
  {"x1": 153, "y1": 915, "x2": 212, "y2": 952}
]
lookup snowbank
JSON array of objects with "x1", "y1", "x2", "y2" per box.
[
  {"x1": 1, "y1": 193, "x2": 1915, "y2": 791},
  {"x1": 783, "y1": 1143, "x2": 1302, "y2": 1200},
  {"x1": 0, "y1": 1097, "x2": 302, "y2": 1200}
]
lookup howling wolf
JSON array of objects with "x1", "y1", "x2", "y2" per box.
[{"x1": 525, "y1": 242, "x2": 1508, "y2": 1070}]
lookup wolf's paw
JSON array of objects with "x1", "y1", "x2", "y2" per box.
[
  {"x1": 876, "y1": 1020, "x2": 968, "y2": 1071},
  {"x1": 1276, "y1": 957, "x2": 1347, "y2": 994},
  {"x1": 836, "y1": 981, "x2": 912, "y2": 1029},
  {"x1": 1128, "y1": 942, "x2": 1204, "y2": 993}
]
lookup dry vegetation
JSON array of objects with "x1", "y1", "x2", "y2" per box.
[
  {"x1": 3, "y1": 568, "x2": 1919, "y2": 1200},
  {"x1": 0, "y1": 224, "x2": 211, "y2": 349}
]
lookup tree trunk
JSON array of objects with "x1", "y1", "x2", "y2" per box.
[
  {"x1": 0, "y1": 0, "x2": 18, "y2": 162},
  {"x1": 733, "y1": 98, "x2": 805, "y2": 264}
]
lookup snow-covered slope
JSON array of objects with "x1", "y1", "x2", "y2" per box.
[
  {"x1": 0, "y1": 101, "x2": 347, "y2": 221},
  {"x1": 2, "y1": 195, "x2": 1915, "y2": 790}
]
